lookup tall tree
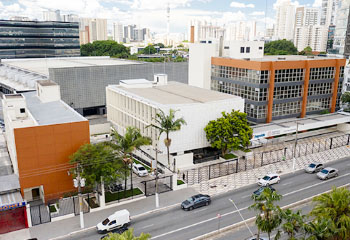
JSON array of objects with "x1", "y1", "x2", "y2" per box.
[
  {"x1": 304, "y1": 218, "x2": 335, "y2": 240},
  {"x1": 264, "y1": 40, "x2": 298, "y2": 55},
  {"x1": 102, "y1": 228, "x2": 151, "y2": 240},
  {"x1": 142, "y1": 45, "x2": 157, "y2": 54},
  {"x1": 148, "y1": 109, "x2": 186, "y2": 168},
  {"x1": 249, "y1": 187, "x2": 282, "y2": 240},
  {"x1": 111, "y1": 127, "x2": 151, "y2": 197},
  {"x1": 80, "y1": 40, "x2": 130, "y2": 58},
  {"x1": 69, "y1": 143, "x2": 124, "y2": 189},
  {"x1": 341, "y1": 92, "x2": 350, "y2": 112},
  {"x1": 204, "y1": 110, "x2": 253, "y2": 157},
  {"x1": 310, "y1": 187, "x2": 350, "y2": 239},
  {"x1": 280, "y1": 209, "x2": 306, "y2": 239}
]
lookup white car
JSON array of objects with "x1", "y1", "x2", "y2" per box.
[
  {"x1": 132, "y1": 163, "x2": 148, "y2": 177},
  {"x1": 258, "y1": 173, "x2": 280, "y2": 186},
  {"x1": 305, "y1": 162, "x2": 324, "y2": 173}
]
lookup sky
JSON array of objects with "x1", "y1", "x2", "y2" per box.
[{"x1": 0, "y1": 0, "x2": 322, "y2": 35}]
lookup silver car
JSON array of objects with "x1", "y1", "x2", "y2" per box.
[
  {"x1": 305, "y1": 162, "x2": 324, "y2": 173},
  {"x1": 316, "y1": 167, "x2": 338, "y2": 180}
]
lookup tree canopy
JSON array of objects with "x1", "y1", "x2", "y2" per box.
[
  {"x1": 299, "y1": 46, "x2": 313, "y2": 55},
  {"x1": 142, "y1": 45, "x2": 157, "y2": 54},
  {"x1": 69, "y1": 143, "x2": 124, "y2": 187},
  {"x1": 264, "y1": 40, "x2": 298, "y2": 55},
  {"x1": 204, "y1": 110, "x2": 252, "y2": 156},
  {"x1": 80, "y1": 40, "x2": 130, "y2": 58},
  {"x1": 102, "y1": 228, "x2": 150, "y2": 240}
]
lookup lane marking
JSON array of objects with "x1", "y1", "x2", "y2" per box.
[
  {"x1": 241, "y1": 194, "x2": 251, "y2": 199},
  {"x1": 151, "y1": 173, "x2": 350, "y2": 239},
  {"x1": 194, "y1": 208, "x2": 207, "y2": 213},
  {"x1": 141, "y1": 224, "x2": 154, "y2": 229},
  {"x1": 282, "y1": 182, "x2": 292, "y2": 186}
]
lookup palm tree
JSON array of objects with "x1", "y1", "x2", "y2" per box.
[
  {"x1": 305, "y1": 218, "x2": 335, "y2": 240},
  {"x1": 310, "y1": 187, "x2": 350, "y2": 240},
  {"x1": 249, "y1": 187, "x2": 282, "y2": 240},
  {"x1": 111, "y1": 127, "x2": 151, "y2": 197},
  {"x1": 280, "y1": 209, "x2": 306, "y2": 239},
  {"x1": 102, "y1": 228, "x2": 151, "y2": 240},
  {"x1": 148, "y1": 109, "x2": 186, "y2": 168}
]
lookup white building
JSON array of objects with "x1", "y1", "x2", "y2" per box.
[
  {"x1": 113, "y1": 22, "x2": 124, "y2": 43},
  {"x1": 188, "y1": 19, "x2": 225, "y2": 42},
  {"x1": 62, "y1": 14, "x2": 79, "y2": 23},
  {"x1": 333, "y1": 0, "x2": 350, "y2": 55},
  {"x1": 320, "y1": 0, "x2": 339, "y2": 26},
  {"x1": 293, "y1": 7, "x2": 328, "y2": 52},
  {"x1": 275, "y1": 0, "x2": 296, "y2": 41},
  {"x1": 106, "y1": 76, "x2": 244, "y2": 169},
  {"x1": 188, "y1": 39, "x2": 264, "y2": 90},
  {"x1": 79, "y1": 18, "x2": 108, "y2": 44},
  {"x1": 225, "y1": 21, "x2": 257, "y2": 41},
  {"x1": 43, "y1": 10, "x2": 61, "y2": 21}
]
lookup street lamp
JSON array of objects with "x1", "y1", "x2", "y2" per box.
[
  {"x1": 73, "y1": 164, "x2": 86, "y2": 229},
  {"x1": 147, "y1": 142, "x2": 162, "y2": 208},
  {"x1": 293, "y1": 120, "x2": 304, "y2": 171},
  {"x1": 228, "y1": 199, "x2": 254, "y2": 237}
]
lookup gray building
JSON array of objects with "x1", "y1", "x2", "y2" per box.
[
  {"x1": 0, "y1": 20, "x2": 80, "y2": 59},
  {"x1": 0, "y1": 57, "x2": 188, "y2": 116}
]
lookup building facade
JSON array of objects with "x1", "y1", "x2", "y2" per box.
[
  {"x1": 320, "y1": 0, "x2": 339, "y2": 26},
  {"x1": 333, "y1": 0, "x2": 350, "y2": 56},
  {"x1": 0, "y1": 20, "x2": 80, "y2": 59},
  {"x1": 210, "y1": 56, "x2": 345, "y2": 123},
  {"x1": 2, "y1": 80, "x2": 89, "y2": 202},
  {"x1": 106, "y1": 77, "x2": 244, "y2": 168},
  {"x1": 79, "y1": 18, "x2": 107, "y2": 44},
  {"x1": 113, "y1": 22, "x2": 124, "y2": 43},
  {"x1": 275, "y1": 0, "x2": 296, "y2": 41}
]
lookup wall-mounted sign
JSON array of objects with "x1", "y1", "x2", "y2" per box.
[
  {"x1": 253, "y1": 133, "x2": 266, "y2": 139},
  {"x1": 0, "y1": 201, "x2": 26, "y2": 211}
]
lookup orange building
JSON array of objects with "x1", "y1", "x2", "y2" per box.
[
  {"x1": 210, "y1": 55, "x2": 346, "y2": 123},
  {"x1": 2, "y1": 80, "x2": 90, "y2": 203}
]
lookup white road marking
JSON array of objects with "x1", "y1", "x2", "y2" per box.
[
  {"x1": 241, "y1": 194, "x2": 251, "y2": 199},
  {"x1": 151, "y1": 172, "x2": 350, "y2": 239},
  {"x1": 194, "y1": 208, "x2": 207, "y2": 213},
  {"x1": 141, "y1": 224, "x2": 154, "y2": 229},
  {"x1": 282, "y1": 182, "x2": 292, "y2": 186}
]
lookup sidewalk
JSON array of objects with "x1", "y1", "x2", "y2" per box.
[
  {"x1": 28, "y1": 187, "x2": 198, "y2": 240},
  {"x1": 194, "y1": 145, "x2": 350, "y2": 195}
]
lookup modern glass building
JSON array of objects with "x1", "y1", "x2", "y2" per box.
[
  {"x1": 210, "y1": 55, "x2": 345, "y2": 123},
  {"x1": 0, "y1": 20, "x2": 80, "y2": 59}
]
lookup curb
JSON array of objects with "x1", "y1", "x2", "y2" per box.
[{"x1": 191, "y1": 183, "x2": 350, "y2": 240}]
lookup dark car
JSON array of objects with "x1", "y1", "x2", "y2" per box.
[
  {"x1": 100, "y1": 226, "x2": 128, "y2": 239},
  {"x1": 181, "y1": 194, "x2": 211, "y2": 211},
  {"x1": 253, "y1": 186, "x2": 276, "y2": 198}
]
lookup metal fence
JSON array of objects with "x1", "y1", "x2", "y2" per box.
[
  {"x1": 30, "y1": 204, "x2": 51, "y2": 226},
  {"x1": 182, "y1": 134, "x2": 350, "y2": 186},
  {"x1": 141, "y1": 175, "x2": 173, "y2": 196}
]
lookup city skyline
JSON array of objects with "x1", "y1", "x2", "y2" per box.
[{"x1": 0, "y1": 0, "x2": 322, "y2": 35}]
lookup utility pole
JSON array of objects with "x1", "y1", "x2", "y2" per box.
[
  {"x1": 74, "y1": 163, "x2": 85, "y2": 229},
  {"x1": 293, "y1": 120, "x2": 302, "y2": 171}
]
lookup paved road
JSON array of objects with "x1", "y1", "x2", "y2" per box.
[{"x1": 63, "y1": 157, "x2": 350, "y2": 240}]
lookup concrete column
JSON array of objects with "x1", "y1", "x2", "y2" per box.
[
  {"x1": 100, "y1": 179, "x2": 106, "y2": 208},
  {"x1": 26, "y1": 204, "x2": 32, "y2": 228}
]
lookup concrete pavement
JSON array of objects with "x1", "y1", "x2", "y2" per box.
[{"x1": 63, "y1": 156, "x2": 350, "y2": 240}]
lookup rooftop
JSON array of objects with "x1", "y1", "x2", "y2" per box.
[
  {"x1": 221, "y1": 55, "x2": 345, "y2": 62},
  {"x1": 22, "y1": 91, "x2": 86, "y2": 126},
  {"x1": 0, "y1": 174, "x2": 20, "y2": 193},
  {"x1": 3, "y1": 56, "x2": 141, "y2": 76},
  {"x1": 110, "y1": 81, "x2": 241, "y2": 105},
  {"x1": 37, "y1": 80, "x2": 57, "y2": 86}
]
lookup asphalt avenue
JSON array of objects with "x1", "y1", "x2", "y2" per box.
[{"x1": 63, "y1": 157, "x2": 350, "y2": 240}]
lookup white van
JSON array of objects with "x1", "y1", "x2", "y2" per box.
[{"x1": 97, "y1": 209, "x2": 131, "y2": 233}]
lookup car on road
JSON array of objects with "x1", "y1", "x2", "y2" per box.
[
  {"x1": 316, "y1": 167, "x2": 338, "y2": 180},
  {"x1": 181, "y1": 194, "x2": 211, "y2": 211},
  {"x1": 132, "y1": 163, "x2": 148, "y2": 177},
  {"x1": 100, "y1": 226, "x2": 128, "y2": 239},
  {"x1": 257, "y1": 173, "x2": 280, "y2": 186},
  {"x1": 96, "y1": 209, "x2": 130, "y2": 234},
  {"x1": 253, "y1": 186, "x2": 276, "y2": 198},
  {"x1": 305, "y1": 162, "x2": 324, "y2": 173}
]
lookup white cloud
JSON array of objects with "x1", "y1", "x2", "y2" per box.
[
  {"x1": 312, "y1": 0, "x2": 322, "y2": 7},
  {"x1": 230, "y1": 1, "x2": 254, "y2": 8},
  {"x1": 131, "y1": 0, "x2": 191, "y2": 10},
  {"x1": 250, "y1": 11, "x2": 265, "y2": 16}
]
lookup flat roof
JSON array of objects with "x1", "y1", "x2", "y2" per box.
[
  {"x1": 37, "y1": 80, "x2": 57, "y2": 86},
  {"x1": 0, "y1": 191, "x2": 23, "y2": 206},
  {"x1": 22, "y1": 91, "x2": 87, "y2": 126},
  {"x1": 120, "y1": 79, "x2": 151, "y2": 85},
  {"x1": 252, "y1": 113, "x2": 350, "y2": 140},
  {"x1": 3, "y1": 56, "x2": 141, "y2": 76},
  {"x1": 111, "y1": 81, "x2": 242, "y2": 105},
  {"x1": 222, "y1": 55, "x2": 345, "y2": 62},
  {"x1": 0, "y1": 174, "x2": 20, "y2": 193}
]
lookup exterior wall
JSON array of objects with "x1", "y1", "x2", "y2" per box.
[
  {"x1": 275, "y1": 0, "x2": 296, "y2": 40},
  {"x1": 211, "y1": 57, "x2": 346, "y2": 123},
  {"x1": 222, "y1": 41, "x2": 264, "y2": 59},
  {"x1": 49, "y1": 62, "x2": 189, "y2": 111},
  {"x1": 106, "y1": 86, "x2": 244, "y2": 154},
  {"x1": 14, "y1": 121, "x2": 90, "y2": 202},
  {"x1": 333, "y1": 0, "x2": 350, "y2": 55},
  {"x1": 0, "y1": 20, "x2": 80, "y2": 59}
]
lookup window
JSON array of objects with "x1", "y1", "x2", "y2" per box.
[
  {"x1": 259, "y1": 46, "x2": 263, "y2": 50},
  {"x1": 20, "y1": 108, "x2": 25, "y2": 113},
  {"x1": 224, "y1": 46, "x2": 229, "y2": 49},
  {"x1": 246, "y1": 47, "x2": 250, "y2": 53},
  {"x1": 240, "y1": 47, "x2": 245, "y2": 53}
]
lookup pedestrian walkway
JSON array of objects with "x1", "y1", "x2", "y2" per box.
[
  {"x1": 194, "y1": 145, "x2": 350, "y2": 196},
  {"x1": 27, "y1": 187, "x2": 197, "y2": 240}
]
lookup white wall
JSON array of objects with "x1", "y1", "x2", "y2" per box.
[
  {"x1": 222, "y1": 40, "x2": 264, "y2": 59},
  {"x1": 188, "y1": 43, "x2": 219, "y2": 90}
]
